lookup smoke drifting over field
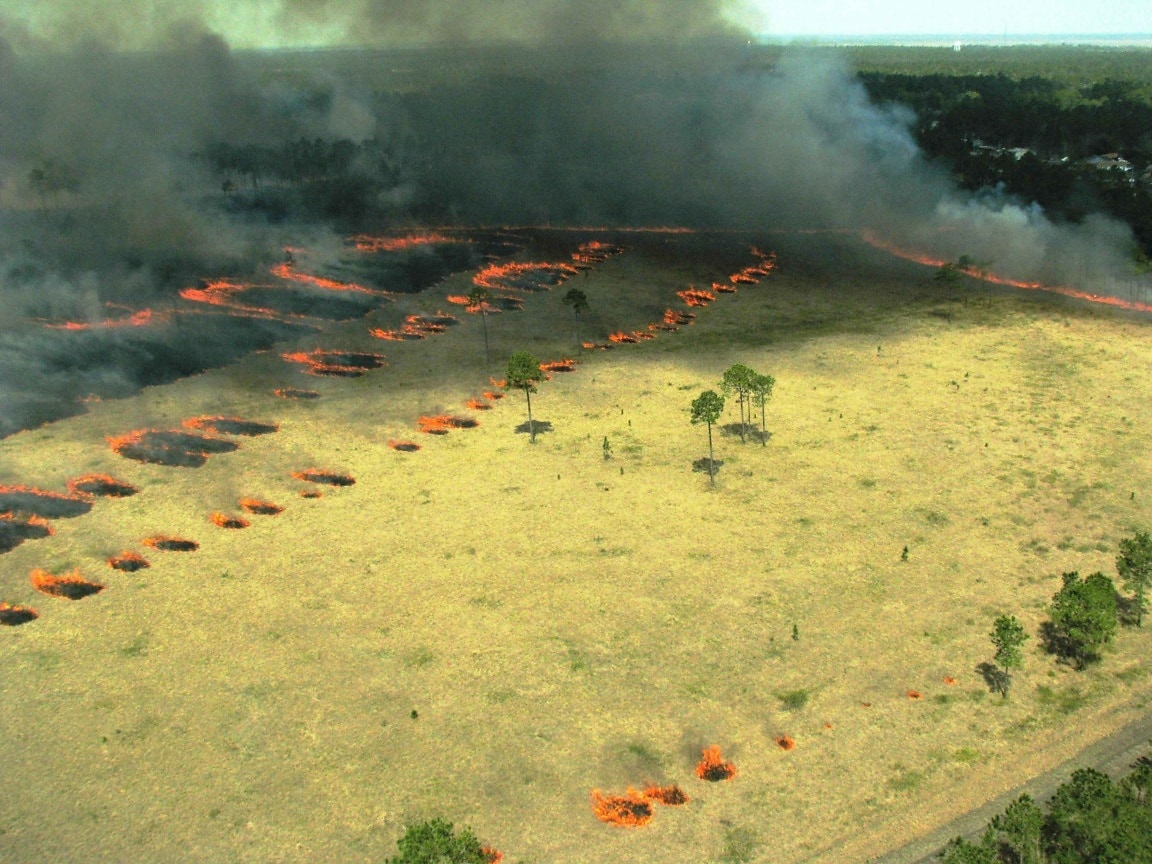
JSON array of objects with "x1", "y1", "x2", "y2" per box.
[{"x1": 0, "y1": 1, "x2": 1146, "y2": 436}]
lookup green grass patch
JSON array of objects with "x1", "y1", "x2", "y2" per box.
[{"x1": 776, "y1": 689, "x2": 811, "y2": 711}]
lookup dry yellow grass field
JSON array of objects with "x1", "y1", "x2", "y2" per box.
[{"x1": 1, "y1": 231, "x2": 1151, "y2": 864}]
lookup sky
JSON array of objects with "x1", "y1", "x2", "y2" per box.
[
  {"x1": 757, "y1": 0, "x2": 1152, "y2": 37},
  {"x1": 0, "y1": 0, "x2": 1148, "y2": 52}
]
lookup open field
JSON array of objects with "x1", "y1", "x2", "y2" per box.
[{"x1": 2, "y1": 231, "x2": 1152, "y2": 864}]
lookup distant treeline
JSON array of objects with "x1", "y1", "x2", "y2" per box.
[
  {"x1": 858, "y1": 69, "x2": 1152, "y2": 257},
  {"x1": 939, "y1": 757, "x2": 1152, "y2": 863}
]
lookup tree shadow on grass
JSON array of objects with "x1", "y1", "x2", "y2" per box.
[
  {"x1": 691, "y1": 457, "x2": 723, "y2": 474},
  {"x1": 1038, "y1": 620, "x2": 1097, "y2": 670},
  {"x1": 976, "y1": 661, "x2": 1009, "y2": 695},
  {"x1": 514, "y1": 420, "x2": 553, "y2": 436},
  {"x1": 1116, "y1": 593, "x2": 1142, "y2": 627}
]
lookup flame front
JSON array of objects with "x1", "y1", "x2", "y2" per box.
[
  {"x1": 695, "y1": 745, "x2": 736, "y2": 782},
  {"x1": 590, "y1": 788, "x2": 654, "y2": 827}
]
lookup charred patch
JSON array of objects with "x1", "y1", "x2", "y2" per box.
[
  {"x1": 183, "y1": 416, "x2": 279, "y2": 436},
  {"x1": 388, "y1": 440, "x2": 422, "y2": 452},
  {"x1": 31, "y1": 568, "x2": 104, "y2": 600},
  {"x1": 0, "y1": 514, "x2": 53, "y2": 554},
  {"x1": 67, "y1": 474, "x2": 139, "y2": 498},
  {"x1": 0, "y1": 602, "x2": 38, "y2": 625},
  {"x1": 301, "y1": 490, "x2": 323, "y2": 499},
  {"x1": 109, "y1": 429, "x2": 238, "y2": 468},
  {"x1": 274, "y1": 388, "x2": 320, "y2": 399},
  {"x1": 0, "y1": 485, "x2": 92, "y2": 519},
  {"x1": 473, "y1": 261, "x2": 578, "y2": 293},
  {"x1": 211, "y1": 512, "x2": 250, "y2": 529},
  {"x1": 590, "y1": 789, "x2": 654, "y2": 827},
  {"x1": 695, "y1": 746, "x2": 736, "y2": 782},
  {"x1": 291, "y1": 469, "x2": 355, "y2": 486},
  {"x1": 108, "y1": 551, "x2": 150, "y2": 572},
  {"x1": 239, "y1": 498, "x2": 283, "y2": 515},
  {"x1": 142, "y1": 535, "x2": 199, "y2": 552},
  {"x1": 515, "y1": 420, "x2": 553, "y2": 435},
  {"x1": 692, "y1": 457, "x2": 723, "y2": 474}
]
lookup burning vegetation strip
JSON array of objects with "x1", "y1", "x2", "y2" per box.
[
  {"x1": 291, "y1": 469, "x2": 355, "y2": 486},
  {"x1": 472, "y1": 261, "x2": 578, "y2": 293},
  {"x1": 417, "y1": 415, "x2": 479, "y2": 435},
  {"x1": 182, "y1": 416, "x2": 279, "y2": 436},
  {"x1": 0, "y1": 514, "x2": 53, "y2": 554},
  {"x1": 0, "y1": 485, "x2": 93, "y2": 519},
  {"x1": 211, "y1": 512, "x2": 250, "y2": 529},
  {"x1": 31, "y1": 568, "x2": 104, "y2": 600},
  {"x1": 0, "y1": 603, "x2": 38, "y2": 626},
  {"x1": 239, "y1": 499, "x2": 283, "y2": 515},
  {"x1": 108, "y1": 551, "x2": 150, "y2": 572},
  {"x1": 109, "y1": 429, "x2": 239, "y2": 468},
  {"x1": 281, "y1": 349, "x2": 386, "y2": 377},
  {"x1": 695, "y1": 746, "x2": 737, "y2": 782},
  {"x1": 142, "y1": 535, "x2": 199, "y2": 552},
  {"x1": 643, "y1": 784, "x2": 689, "y2": 806},
  {"x1": 66, "y1": 474, "x2": 139, "y2": 498},
  {"x1": 590, "y1": 788, "x2": 654, "y2": 828}
]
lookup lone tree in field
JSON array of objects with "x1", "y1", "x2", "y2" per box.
[
  {"x1": 466, "y1": 284, "x2": 492, "y2": 364},
  {"x1": 1116, "y1": 529, "x2": 1152, "y2": 626},
  {"x1": 385, "y1": 818, "x2": 489, "y2": 864},
  {"x1": 987, "y1": 614, "x2": 1029, "y2": 697},
  {"x1": 690, "y1": 389, "x2": 725, "y2": 486},
  {"x1": 749, "y1": 370, "x2": 775, "y2": 445},
  {"x1": 561, "y1": 287, "x2": 589, "y2": 345},
  {"x1": 720, "y1": 364, "x2": 755, "y2": 443},
  {"x1": 505, "y1": 350, "x2": 543, "y2": 443},
  {"x1": 1048, "y1": 571, "x2": 1119, "y2": 668}
]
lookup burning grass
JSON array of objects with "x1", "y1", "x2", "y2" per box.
[
  {"x1": 608, "y1": 331, "x2": 655, "y2": 344},
  {"x1": 590, "y1": 788, "x2": 654, "y2": 828},
  {"x1": 643, "y1": 784, "x2": 689, "y2": 806},
  {"x1": 572, "y1": 240, "x2": 625, "y2": 266},
  {"x1": 239, "y1": 499, "x2": 283, "y2": 516},
  {"x1": 417, "y1": 415, "x2": 479, "y2": 435},
  {"x1": 274, "y1": 388, "x2": 320, "y2": 400},
  {"x1": 0, "y1": 602, "x2": 38, "y2": 626},
  {"x1": 676, "y1": 288, "x2": 715, "y2": 308},
  {"x1": 775, "y1": 736, "x2": 797, "y2": 751},
  {"x1": 0, "y1": 485, "x2": 93, "y2": 519},
  {"x1": 142, "y1": 535, "x2": 199, "y2": 552},
  {"x1": 0, "y1": 514, "x2": 53, "y2": 554},
  {"x1": 301, "y1": 490, "x2": 323, "y2": 499},
  {"x1": 464, "y1": 398, "x2": 492, "y2": 410},
  {"x1": 907, "y1": 690, "x2": 923, "y2": 700},
  {"x1": 66, "y1": 474, "x2": 139, "y2": 498},
  {"x1": 211, "y1": 512, "x2": 250, "y2": 529},
  {"x1": 182, "y1": 416, "x2": 279, "y2": 437},
  {"x1": 695, "y1": 746, "x2": 736, "y2": 782},
  {"x1": 281, "y1": 349, "x2": 386, "y2": 378},
  {"x1": 350, "y1": 232, "x2": 460, "y2": 253},
  {"x1": 109, "y1": 429, "x2": 239, "y2": 468},
  {"x1": 291, "y1": 469, "x2": 355, "y2": 486},
  {"x1": 108, "y1": 551, "x2": 150, "y2": 572},
  {"x1": 31, "y1": 568, "x2": 104, "y2": 600},
  {"x1": 472, "y1": 261, "x2": 578, "y2": 293},
  {"x1": 388, "y1": 440, "x2": 422, "y2": 452},
  {"x1": 539, "y1": 359, "x2": 577, "y2": 373}
]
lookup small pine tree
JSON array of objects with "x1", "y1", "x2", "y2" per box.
[
  {"x1": 690, "y1": 390, "x2": 724, "y2": 486},
  {"x1": 1116, "y1": 530, "x2": 1152, "y2": 626},
  {"x1": 988, "y1": 614, "x2": 1029, "y2": 696},
  {"x1": 505, "y1": 351, "x2": 543, "y2": 443}
]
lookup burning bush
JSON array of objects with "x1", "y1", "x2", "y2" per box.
[
  {"x1": 281, "y1": 349, "x2": 386, "y2": 377},
  {"x1": 0, "y1": 602, "x2": 38, "y2": 626},
  {"x1": 31, "y1": 568, "x2": 104, "y2": 600},
  {"x1": 109, "y1": 429, "x2": 238, "y2": 468},
  {"x1": 695, "y1": 746, "x2": 736, "y2": 782},
  {"x1": 590, "y1": 788, "x2": 654, "y2": 827},
  {"x1": 0, "y1": 514, "x2": 53, "y2": 554},
  {"x1": 108, "y1": 551, "x2": 150, "y2": 572},
  {"x1": 239, "y1": 499, "x2": 283, "y2": 515},
  {"x1": 142, "y1": 535, "x2": 199, "y2": 552},
  {"x1": 0, "y1": 485, "x2": 93, "y2": 518},
  {"x1": 291, "y1": 469, "x2": 355, "y2": 486},
  {"x1": 183, "y1": 416, "x2": 279, "y2": 436},
  {"x1": 211, "y1": 512, "x2": 250, "y2": 529},
  {"x1": 274, "y1": 388, "x2": 320, "y2": 400},
  {"x1": 388, "y1": 440, "x2": 422, "y2": 452},
  {"x1": 67, "y1": 474, "x2": 139, "y2": 498}
]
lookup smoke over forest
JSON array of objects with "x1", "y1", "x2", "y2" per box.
[{"x1": 0, "y1": 1, "x2": 1146, "y2": 436}]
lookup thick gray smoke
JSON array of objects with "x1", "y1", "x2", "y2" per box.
[{"x1": 0, "y1": 1, "x2": 1146, "y2": 438}]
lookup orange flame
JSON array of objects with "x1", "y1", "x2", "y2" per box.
[
  {"x1": 271, "y1": 261, "x2": 383, "y2": 296},
  {"x1": 465, "y1": 398, "x2": 492, "y2": 410},
  {"x1": 712, "y1": 280, "x2": 737, "y2": 294},
  {"x1": 182, "y1": 416, "x2": 279, "y2": 436},
  {"x1": 211, "y1": 512, "x2": 250, "y2": 529},
  {"x1": 291, "y1": 469, "x2": 355, "y2": 486},
  {"x1": 281, "y1": 349, "x2": 386, "y2": 377},
  {"x1": 539, "y1": 359, "x2": 577, "y2": 373},
  {"x1": 239, "y1": 499, "x2": 283, "y2": 515},
  {"x1": 590, "y1": 788, "x2": 654, "y2": 827},
  {"x1": 0, "y1": 602, "x2": 38, "y2": 626},
  {"x1": 907, "y1": 690, "x2": 922, "y2": 700},
  {"x1": 571, "y1": 240, "x2": 625, "y2": 266},
  {"x1": 43, "y1": 307, "x2": 164, "y2": 331},
  {"x1": 695, "y1": 746, "x2": 736, "y2": 782},
  {"x1": 775, "y1": 736, "x2": 796, "y2": 751},
  {"x1": 351, "y1": 232, "x2": 460, "y2": 252},
  {"x1": 417, "y1": 415, "x2": 479, "y2": 434},
  {"x1": 472, "y1": 261, "x2": 578, "y2": 293},
  {"x1": 943, "y1": 676, "x2": 957, "y2": 685},
  {"x1": 677, "y1": 288, "x2": 715, "y2": 307},
  {"x1": 481, "y1": 390, "x2": 504, "y2": 401},
  {"x1": 482, "y1": 848, "x2": 503, "y2": 864},
  {"x1": 31, "y1": 568, "x2": 104, "y2": 599}
]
